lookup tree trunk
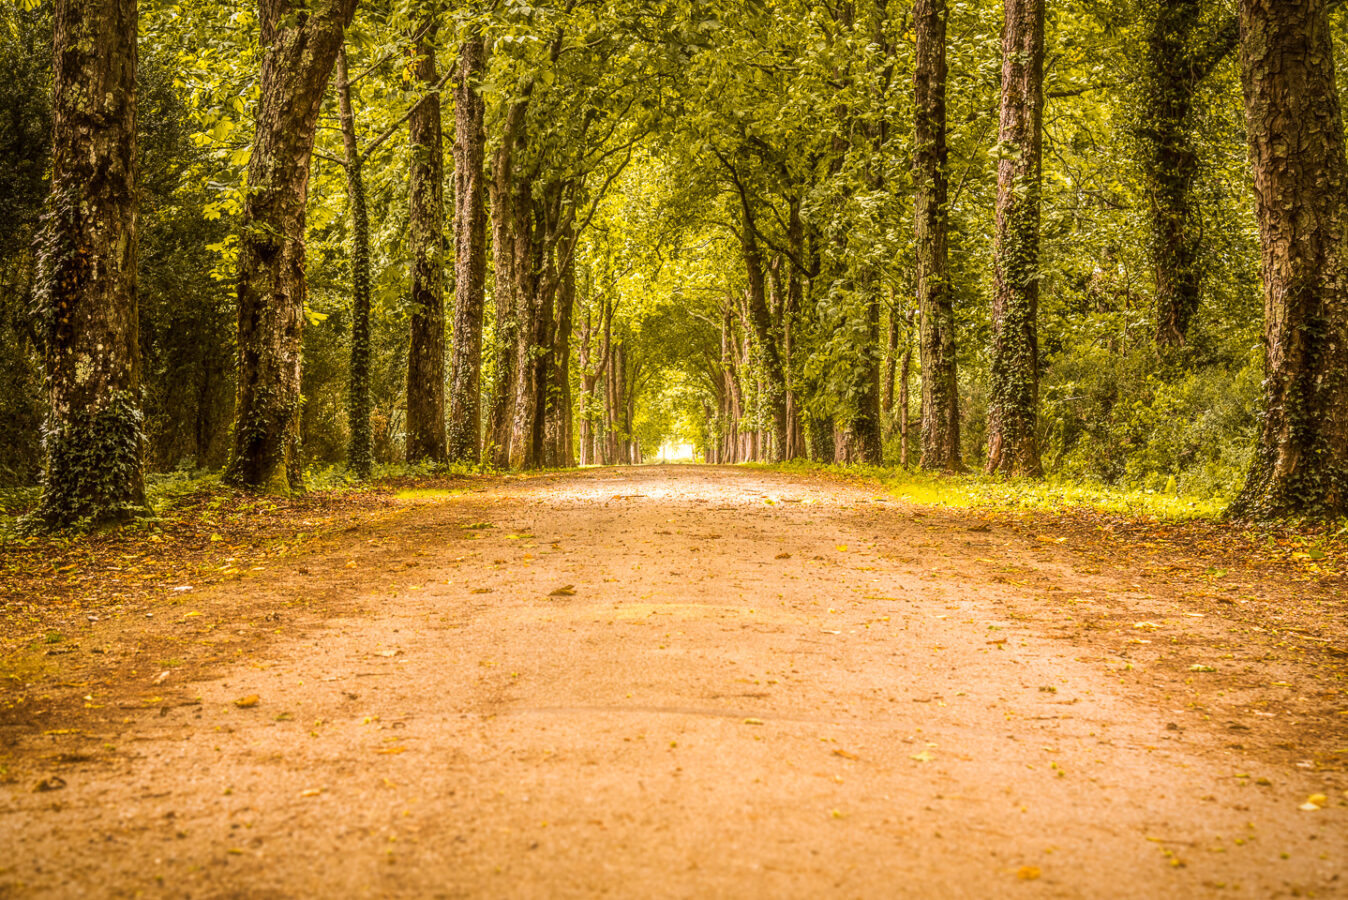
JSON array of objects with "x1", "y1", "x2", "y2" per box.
[
  {"x1": 1228, "y1": 0, "x2": 1348, "y2": 518},
  {"x1": 544, "y1": 236, "x2": 575, "y2": 467},
  {"x1": 35, "y1": 0, "x2": 147, "y2": 527},
  {"x1": 335, "y1": 47, "x2": 373, "y2": 479},
  {"x1": 986, "y1": 0, "x2": 1045, "y2": 478},
  {"x1": 507, "y1": 189, "x2": 546, "y2": 471},
  {"x1": 882, "y1": 306, "x2": 898, "y2": 419},
  {"x1": 914, "y1": 0, "x2": 963, "y2": 473},
  {"x1": 444, "y1": 32, "x2": 488, "y2": 464},
  {"x1": 899, "y1": 343, "x2": 911, "y2": 467},
  {"x1": 405, "y1": 19, "x2": 448, "y2": 464},
  {"x1": 1138, "y1": 0, "x2": 1206, "y2": 349},
  {"x1": 484, "y1": 101, "x2": 526, "y2": 468},
  {"x1": 732, "y1": 186, "x2": 787, "y2": 462},
  {"x1": 225, "y1": 0, "x2": 356, "y2": 493}
]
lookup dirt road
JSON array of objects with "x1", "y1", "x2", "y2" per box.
[{"x1": 1, "y1": 467, "x2": 1344, "y2": 897}]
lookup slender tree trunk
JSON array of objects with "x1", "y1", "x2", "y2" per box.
[
  {"x1": 35, "y1": 0, "x2": 147, "y2": 527},
  {"x1": 731, "y1": 187, "x2": 787, "y2": 462},
  {"x1": 882, "y1": 306, "x2": 898, "y2": 419},
  {"x1": 899, "y1": 342, "x2": 912, "y2": 467},
  {"x1": 335, "y1": 47, "x2": 373, "y2": 478},
  {"x1": 578, "y1": 305, "x2": 594, "y2": 466},
  {"x1": 225, "y1": 0, "x2": 356, "y2": 493},
  {"x1": 484, "y1": 101, "x2": 526, "y2": 467},
  {"x1": 405, "y1": 18, "x2": 448, "y2": 463},
  {"x1": 444, "y1": 31, "x2": 488, "y2": 464},
  {"x1": 1228, "y1": 0, "x2": 1348, "y2": 518},
  {"x1": 1138, "y1": 0, "x2": 1205, "y2": 349},
  {"x1": 986, "y1": 0, "x2": 1045, "y2": 478},
  {"x1": 508, "y1": 190, "x2": 546, "y2": 470},
  {"x1": 545, "y1": 237, "x2": 575, "y2": 467},
  {"x1": 914, "y1": 0, "x2": 963, "y2": 473}
]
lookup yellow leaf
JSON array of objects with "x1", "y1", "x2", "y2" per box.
[
  {"x1": 233, "y1": 695, "x2": 260, "y2": 709},
  {"x1": 549, "y1": 585, "x2": 577, "y2": 597},
  {"x1": 1017, "y1": 866, "x2": 1041, "y2": 880}
]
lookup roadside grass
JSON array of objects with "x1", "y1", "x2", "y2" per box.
[{"x1": 753, "y1": 459, "x2": 1228, "y2": 520}]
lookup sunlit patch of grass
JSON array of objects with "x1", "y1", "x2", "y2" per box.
[
  {"x1": 758, "y1": 460, "x2": 1227, "y2": 521},
  {"x1": 393, "y1": 488, "x2": 467, "y2": 502}
]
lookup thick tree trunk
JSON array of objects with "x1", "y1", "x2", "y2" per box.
[
  {"x1": 1229, "y1": 0, "x2": 1348, "y2": 518},
  {"x1": 225, "y1": 0, "x2": 356, "y2": 493},
  {"x1": 914, "y1": 0, "x2": 963, "y2": 473},
  {"x1": 335, "y1": 47, "x2": 373, "y2": 478},
  {"x1": 444, "y1": 32, "x2": 488, "y2": 464},
  {"x1": 35, "y1": 0, "x2": 147, "y2": 527},
  {"x1": 1137, "y1": 0, "x2": 1206, "y2": 349},
  {"x1": 405, "y1": 20, "x2": 448, "y2": 464},
  {"x1": 986, "y1": 0, "x2": 1045, "y2": 478}
]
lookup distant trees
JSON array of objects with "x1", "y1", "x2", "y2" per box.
[{"x1": 33, "y1": 0, "x2": 146, "y2": 528}]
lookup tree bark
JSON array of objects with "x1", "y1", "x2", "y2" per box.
[
  {"x1": 444, "y1": 31, "x2": 488, "y2": 464},
  {"x1": 1228, "y1": 0, "x2": 1348, "y2": 518},
  {"x1": 225, "y1": 0, "x2": 356, "y2": 493},
  {"x1": 986, "y1": 0, "x2": 1045, "y2": 478},
  {"x1": 335, "y1": 47, "x2": 373, "y2": 479},
  {"x1": 483, "y1": 100, "x2": 527, "y2": 468},
  {"x1": 544, "y1": 232, "x2": 575, "y2": 467},
  {"x1": 1137, "y1": 0, "x2": 1206, "y2": 348},
  {"x1": 405, "y1": 18, "x2": 448, "y2": 464},
  {"x1": 733, "y1": 191, "x2": 787, "y2": 462},
  {"x1": 35, "y1": 0, "x2": 147, "y2": 527},
  {"x1": 914, "y1": 0, "x2": 963, "y2": 473}
]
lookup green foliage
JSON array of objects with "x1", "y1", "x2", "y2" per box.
[{"x1": 28, "y1": 391, "x2": 148, "y2": 530}]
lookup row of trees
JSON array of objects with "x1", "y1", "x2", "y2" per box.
[{"x1": 14, "y1": 0, "x2": 1348, "y2": 526}]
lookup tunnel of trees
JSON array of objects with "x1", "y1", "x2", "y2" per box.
[{"x1": 3, "y1": 0, "x2": 1347, "y2": 526}]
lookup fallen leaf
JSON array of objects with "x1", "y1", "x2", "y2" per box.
[
  {"x1": 1301, "y1": 793, "x2": 1328, "y2": 811},
  {"x1": 300, "y1": 788, "x2": 323, "y2": 798},
  {"x1": 833, "y1": 748, "x2": 859, "y2": 760},
  {"x1": 910, "y1": 750, "x2": 934, "y2": 763},
  {"x1": 775, "y1": 552, "x2": 792, "y2": 560},
  {"x1": 233, "y1": 695, "x2": 260, "y2": 709},
  {"x1": 33, "y1": 776, "x2": 66, "y2": 793},
  {"x1": 549, "y1": 585, "x2": 577, "y2": 597},
  {"x1": 1189, "y1": 665, "x2": 1216, "y2": 673},
  {"x1": 1017, "y1": 866, "x2": 1041, "y2": 881},
  {"x1": 376, "y1": 747, "x2": 407, "y2": 755},
  {"x1": 743, "y1": 717, "x2": 765, "y2": 726}
]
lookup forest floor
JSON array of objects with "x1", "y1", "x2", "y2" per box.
[{"x1": 0, "y1": 465, "x2": 1346, "y2": 898}]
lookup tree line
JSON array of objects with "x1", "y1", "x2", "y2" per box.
[{"x1": 6, "y1": 0, "x2": 1347, "y2": 527}]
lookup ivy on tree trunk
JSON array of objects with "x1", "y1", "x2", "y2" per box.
[
  {"x1": 986, "y1": 0, "x2": 1045, "y2": 478},
  {"x1": 34, "y1": 0, "x2": 147, "y2": 529}
]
